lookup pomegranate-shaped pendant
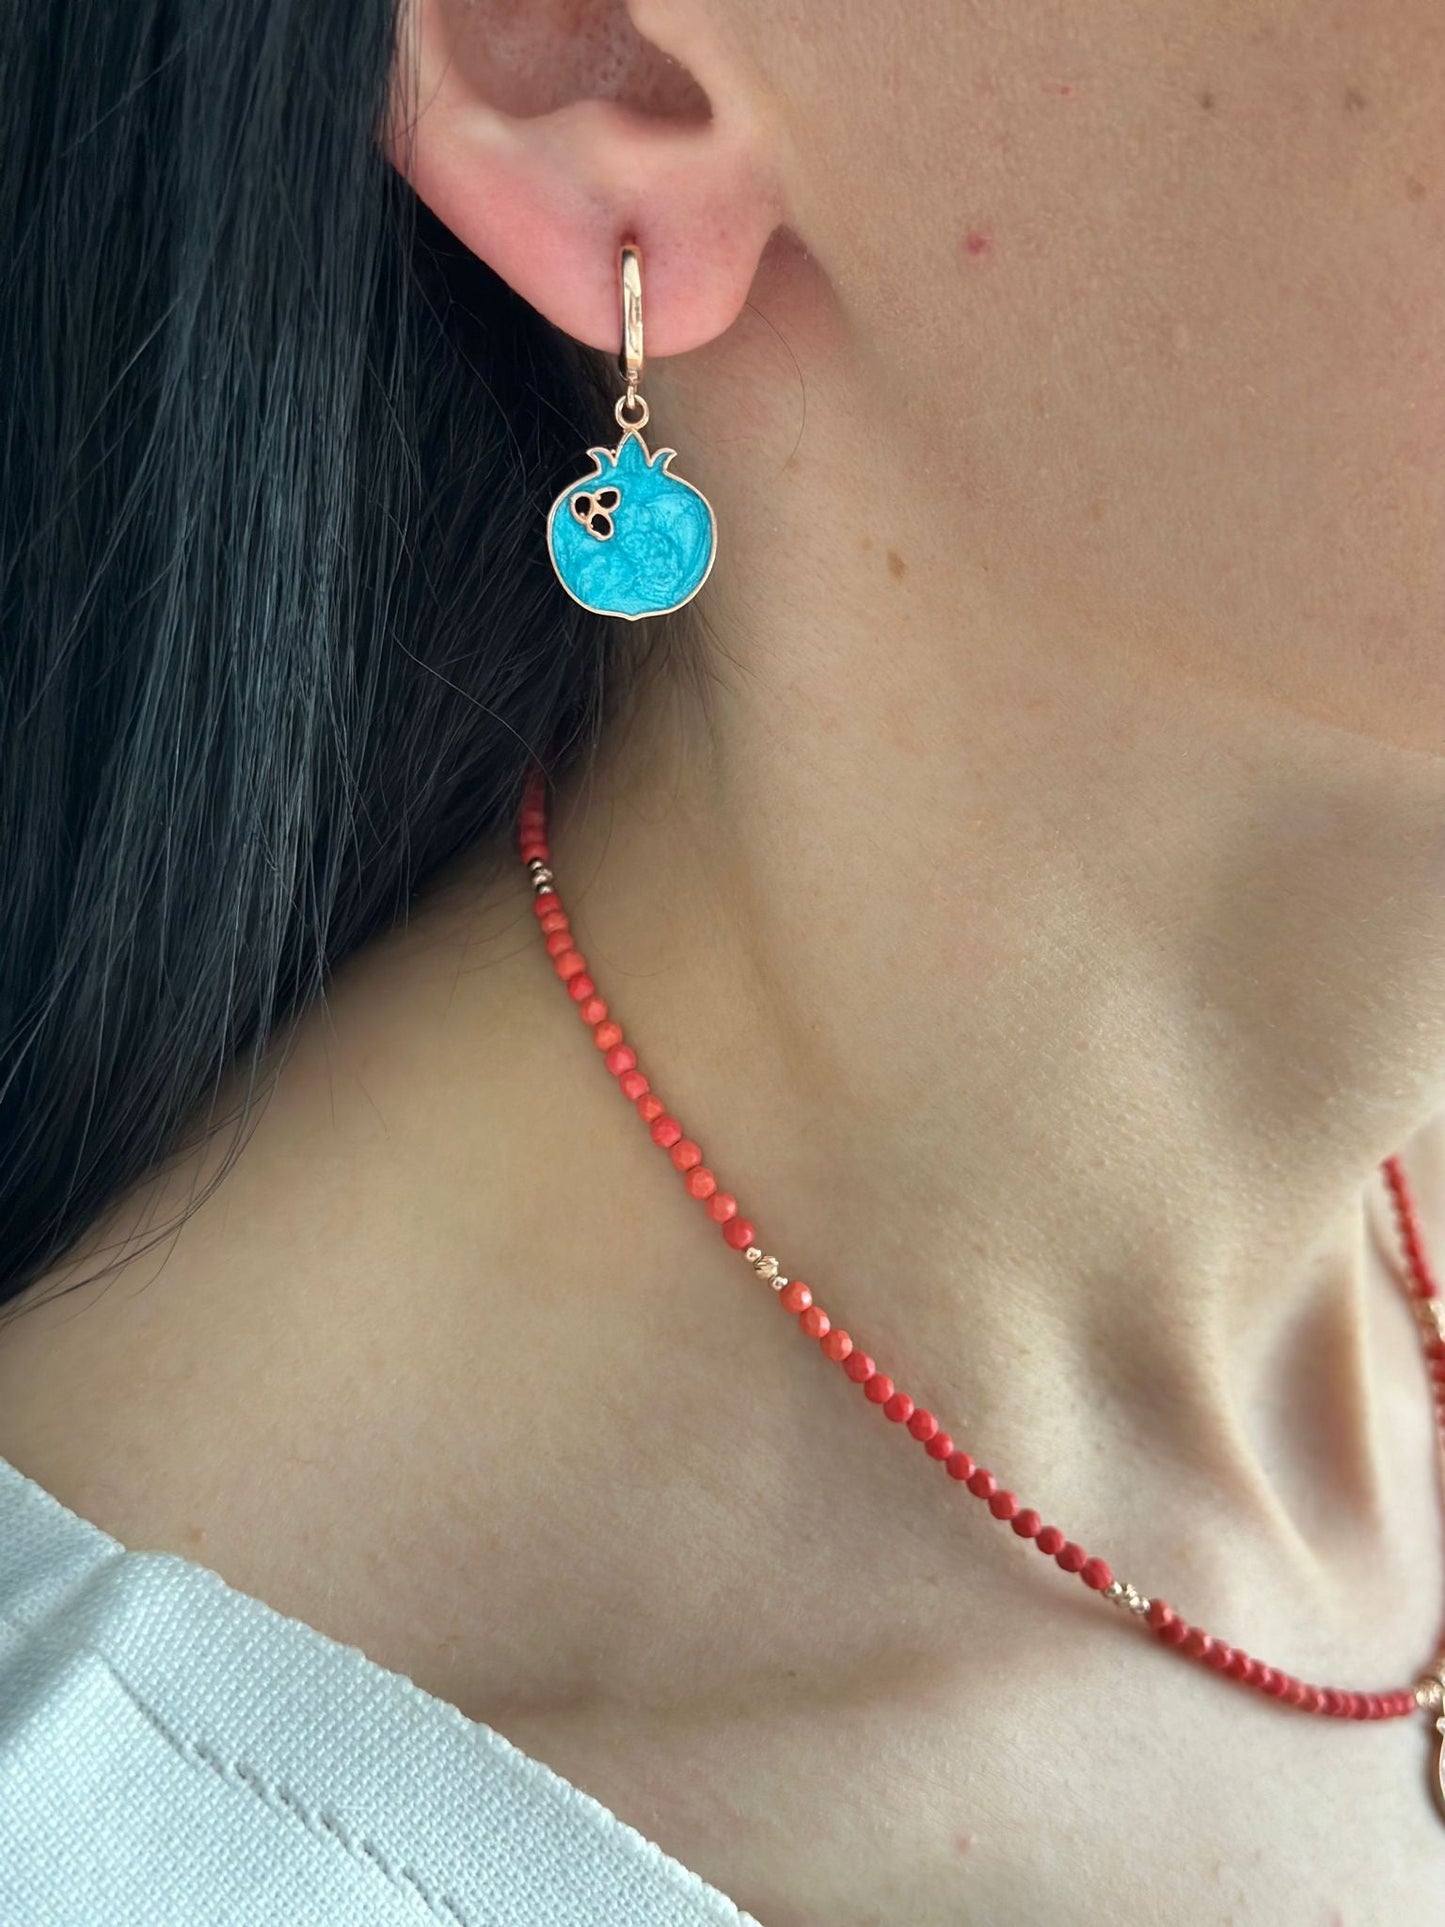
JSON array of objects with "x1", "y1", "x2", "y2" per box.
[
  {"x1": 548, "y1": 242, "x2": 717, "y2": 622},
  {"x1": 547, "y1": 426, "x2": 715, "y2": 622}
]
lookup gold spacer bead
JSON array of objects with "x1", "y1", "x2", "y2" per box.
[
  {"x1": 530, "y1": 866, "x2": 555, "y2": 887},
  {"x1": 754, "y1": 1255, "x2": 780, "y2": 1284},
  {"x1": 770, "y1": 1275, "x2": 790, "y2": 1293},
  {"x1": 1103, "y1": 1580, "x2": 1152, "y2": 1618},
  {"x1": 1415, "y1": 1677, "x2": 1444, "y2": 1710},
  {"x1": 534, "y1": 883, "x2": 556, "y2": 897},
  {"x1": 744, "y1": 1246, "x2": 763, "y2": 1264}
]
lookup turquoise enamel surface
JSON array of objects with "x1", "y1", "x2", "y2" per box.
[{"x1": 547, "y1": 431, "x2": 716, "y2": 621}]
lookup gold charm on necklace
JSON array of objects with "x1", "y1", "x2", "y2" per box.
[{"x1": 1419, "y1": 1670, "x2": 1445, "y2": 1822}]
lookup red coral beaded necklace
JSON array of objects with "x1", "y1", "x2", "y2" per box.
[{"x1": 516, "y1": 763, "x2": 1445, "y2": 1819}]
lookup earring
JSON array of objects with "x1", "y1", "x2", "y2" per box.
[{"x1": 546, "y1": 243, "x2": 717, "y2": 622}]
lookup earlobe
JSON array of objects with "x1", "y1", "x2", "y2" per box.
[{"x1": 382, "y1": 0, "x2": 782, "y2": 359}]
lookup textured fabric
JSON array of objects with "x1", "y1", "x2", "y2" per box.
[{"x1": 0, "y1": 1453, "x2": 760, "y2": 1926}]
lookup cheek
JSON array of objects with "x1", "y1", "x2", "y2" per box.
[{"x1": 807, "y1": 3, "x2": 1445, "y2": 741}]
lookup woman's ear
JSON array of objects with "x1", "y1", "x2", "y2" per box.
[{"x1": 382, "y1": 0, "x2": 784, "y2": 357}]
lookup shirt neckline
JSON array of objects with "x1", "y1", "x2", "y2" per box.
[{"x1": 0, "y1": 1447, "x2": 759, "y2": 1925}]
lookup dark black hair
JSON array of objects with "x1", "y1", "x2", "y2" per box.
[{"x1": 0, "y1": 0, "x2": 671, "y2": 1311}]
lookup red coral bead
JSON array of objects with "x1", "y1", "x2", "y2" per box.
[
  {"x1": 567, "y1": 974, "x2": 596, "y2": 1002},
  {"x1": 821, "y1": 1328, "x2": 853, "y2": 1362},
  {"x1": 779, "y1": 1280, "x2": 813, "y2": 1314},
  {"x1": 669, "y1": 1139, "x2": 702, "y2": 1171},
  {"x1": 650, "y1": 1115, "x2": 682, "y2": 1148},
  {"x1": 554, "y1": 950, "x2": 586, "y2": 980},
  {"x1": 1011, "y1": 1508, "x2": 1042, "y2": 1538},
  {"x1": 925, "y1": 1431, "x2": 954, "y2": 1461},
  {"x1": 619, "y1": 1069, "x2": 649, "y2": 1100},
  {"x1": 989, "y1": 1489, "x2": 1019, "y2": 1520},
  {"x1": 864, "y1": 1373, "x2": 894, "y2": 1405},
  {"x1": 966, "y1": 1468, "x2": 997, "y2": 1499},
  {"x1": 946, "y1": 1450, "x2": 975, "y2": 1482},
  {"x1": 799, "y1": 1306, "x2": 830, "y2": 1339},
  {"x1": 684, "y1": 1166, "x2": 716, "y2": 1199},
  {"x1": 636, "y1": 1093, "x2": 665, "y2": 1123},
  {"x1": 1145, "y1": 1598, "x2": 1175, "y2": 1632},
  {"x1": 884, "y1": 1391, "x2": 914, "y2": 1423},
  {"x1": 1055, "y1": 1541, "x2": 1087, "y2": 1575},
  {"x1": 843, "y1": 1351, "x2": 875, "y2": 1383},
  {"x1": 1035, "y1": 1526, "x2": 1064, "y2": 1556},
  {"x1": 579, "y1": 996, "x2": 608, "y2": 1025},
  {"x1": 722, "y1": 1217, "x2": 755, "y2": 1249},
  {"x1": 546, "y1": 930, "x2": 574, "y2": 957},
  {"x1": 604, "y1": 1044, "x2": 637, "y2": 1075},
  {"x1": 1080, "y1": 1557, "x2": 1113, "y2": 1591},
  {"x1": 593, "y1": 1020, "x2": 623, "y2": 1050},
  {"x1": 707, "y1": 1192, "x2": 737, "y2": 1223},
  {"x1": 906, "y1": 1408, "x2": 938, "y2": 1442}
]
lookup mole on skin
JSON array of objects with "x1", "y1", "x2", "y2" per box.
[{"x1": 887, "y1": 549, "x2": 906, "y2": 581}]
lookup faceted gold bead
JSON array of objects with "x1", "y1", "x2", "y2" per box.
[{"x1": 1103, "y1": 1579, "x2": 1151, "y2": 1618}]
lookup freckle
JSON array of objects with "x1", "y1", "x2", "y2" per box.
[
  {"x1": 859, "y1": 534, "x2": 873, "y2": 552},
  {"x1": 1344, "y1": 86, "x2": 1367, "y2": 111},
  {"x1": 963, "y1": 229, "x2": 993, "y2": 259},
  {"x1": 1197, "y1": 89, "x2": 1216, "y2": 111},
  {"x1": 954, "y1": 1832, "x2": 975, "y2": 1855},
  {"x1": 1406, "y1": 176, "x2": 1428, "y2": 201},
  {"x1": 1042, "y1": 81, "x2": 1076, "y2": 98},
  {"x1": 887, "y1": 549, "x2": 906, "y2": 580},
  {"x1": 186, "y1": 1524, "x2": 207, "y2": 1546}
]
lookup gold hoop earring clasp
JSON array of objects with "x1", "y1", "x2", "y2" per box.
[{"x1": 619, "y1": 242, "x2": 644, "y2": 398}]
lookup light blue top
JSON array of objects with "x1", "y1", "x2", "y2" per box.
[{"x1": 0, "y1": 1452, "x2": 760, "y2": 1926}]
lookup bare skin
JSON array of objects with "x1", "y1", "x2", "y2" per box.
[
  {"x1": 4, "y1": 0, "x2": 1445, "y2": 1919},
  {"x1": 2, "y1": 736, "x2": 1443, "y2": 1922}
]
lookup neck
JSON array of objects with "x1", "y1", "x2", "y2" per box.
[
  {"x1": 11, "y1": 253, "x2": 1442, "y2": 1677},
  {"x1": 534, "y1": 281, "x2": 1445, "y2": 1575}
]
